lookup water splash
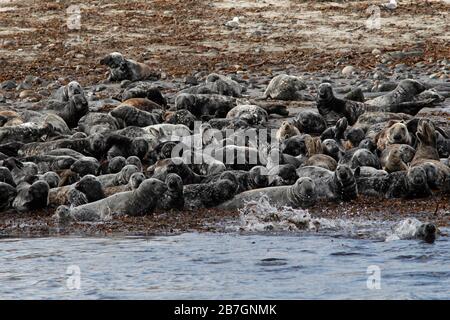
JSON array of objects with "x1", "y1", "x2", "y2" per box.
[{"x1": 238, "y1": 196, "x2": 435, "y2": 242}]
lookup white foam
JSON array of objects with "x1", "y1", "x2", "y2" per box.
[{"x1": 238, "y1": 196, "x2": 431, "y2": 241}]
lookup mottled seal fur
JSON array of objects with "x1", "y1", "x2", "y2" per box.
[
  {"x1": 122, "y1": 83, "x2": 166, "y2": 107},
  {"x1": 183, "y1": 175, "x2": 238, "y2": 209},
  {"x1": 110, "y1": 105, "x2": 161, "y2": 127},
  {"x1": 294, "y1": 110, "x2": 327, "y2": 135},
  {"x1": 263, "y1": 74, "x2": 307, "y2": 100},
  {"x1": 0, "y1": 122, "x2": 53, "y2": 144},
  {"x1": 226, "y1": 105, "x2": 268, "y2": 125}
]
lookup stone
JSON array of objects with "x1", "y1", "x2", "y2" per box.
[
  {"x1": 342, "y1": 66, "x2": 355, "y2": 76},
  {"x1": 1, "y1": 80, "x2": 17, "y2": 90}
]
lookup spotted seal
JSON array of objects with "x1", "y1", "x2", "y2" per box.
[
  {"x1": 293, "y1": 110, "x2": 327, "y2": 135},
  {"x1": 55, "y1": 178, "x2": 167, "y2": 221},
  {"x1": 183, "y1": 175, "x2": 238, "y2": 209},
  {"x1": 226, "y1": 105, "x2": 268, "y2": 126},
  {"x1": 164, "y1": 109, "x2": 197, "y2": 130},
  {"x1": 218, "y1": 177, "x2": 316, "y2": 210},
  {"x1": 78, "y1": 112, "x2": 121, "y2": 135},
  {"x1": 297, "y1": 165, "x2": 357, "y2": 201},
  {"x1": 100, "y1": 52, "x2": 158, "y2": 82},
  {"x1": 0, "y1": 122, "x2": 54, "y2": 144},
  {"x1": 263, "y1": 74, "x2": 307, "y2": 100}
]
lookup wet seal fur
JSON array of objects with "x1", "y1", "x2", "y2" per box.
[
  {"x1": 55, "y1": 178, "x2": 167, "y2": 222},
  {"x1": 218, "y1": 177, "x2": 316, "y2": 210}
]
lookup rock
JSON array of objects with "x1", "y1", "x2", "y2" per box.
[
  {"x1": 429, "y1": 73, "x2": 440, "y2": 79},
  {"x1": 342, "y1": 66, "x2": 355, "y2": 76},
  {"x1": 372, "y1": 49, "x2": 382, "y2": 55},
  {"x1": 225, "y1": 17, "x2": 240, "y2": 29},
  {"x1": 120, "y1": 80, "x2": 131, "y2": 88},
  {"x1": 1, "y1": 80, "x2": 17, "y2": 90},
  {"x1": 19, "y1": 90, "x2": 35, "y2": 99},
  {"x1": 16, "y1": 82, "x2": 32, "y2": 91},
  {"x1": 0, "y1": 95, "x2": 5, "y2": 103}
]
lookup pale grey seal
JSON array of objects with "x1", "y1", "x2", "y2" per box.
[
  {"x1": 263, "y1": 74, "x2": 307, "y2": 100},
  {"x1": 226, "y1": 105, "x2": 268, "y2": 125},
  {"x1": 55, "y1": 178, "x2": 167, "y2": 221},
  {"x1": 218, "y1": 177, "x2": 316, "y2": 210}
]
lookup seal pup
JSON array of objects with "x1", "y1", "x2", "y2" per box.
[
  {"x1": 0, "y1": 182, "x2": 17, "y2": 211},
  {"x1": 218, "y1": 177, "x2": 316, "y2": 210},
  {"x1": 226, "y1": 105, "x2": 268, "y2": 125},
  {"x1": 100, "y1": 52, "x2": 158, "y2": 82},
  {"x1": 183, "y1": 175, "x2": 238, "y2": 209},
  {"x1": 380, "y1": 147, "x2": 409, "y2": 173},
  {"x1": 175, "y1": 93, "x2": 235, "y2": 119},
  {"x1": 297, "y1": 165, "x2": 357, "y2": 201},
  {"x1": 55, "y1": 178, "x2": 167, "y2": 221},
  {"x1": 49, "y1": 174, "x2": 105, "y2": 206},
  {"x1": 316, "y1": 83, "x2": 366, "y2": 126},
  {"x1": 375, "y1": 120, "x2": 412, "y2": 151},
  {"x1": 294, "y1": 110, "x2": 327, "y2": 135},
  {"x1": 276, "y1": 121, "x2": 300, "y2": 141},
  {"x1": 263, "y1": 74, "x2": 307, "y2": 100},
  {"x1": 157, "y1": 173, "x2": 184, "y2": 210}
]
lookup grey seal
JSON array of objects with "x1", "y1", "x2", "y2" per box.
[
  {"x1": 226, "y1": 105, "x2": 268, "y2": 125},
  {"x1": 110, "y1": 105, "x2": 161, "y2": 127},
  {"x1": 175, "y1": 93, "x2": 235, "y2": 119},
  {"x1": 294, "y1": 110, "x2": 327, "y2": 135},
  {"x1": 13, "y1": 179, "x2": 50, "y2": 212},
  {"x1": 100, "y1": 52, "x2": 158, "y2": 82},
  {"x1": 183, "y1": 175, "x2": 238, "y2": 209},
  {"x1": 263, "y1": 74, "x2": 307, "y2": 100},
  {"x1": 55, "y1": 178, "x2": 167, "y2": 221},
  {"x1": 297, "y1": 165, "x2": 357, "y2": 201},
  {"x1": 157, "y1": 173, "x2": 184, "y2": 210},
  {"x1": 218, "y1": 177, "x2": 316, "y2": 210}
]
